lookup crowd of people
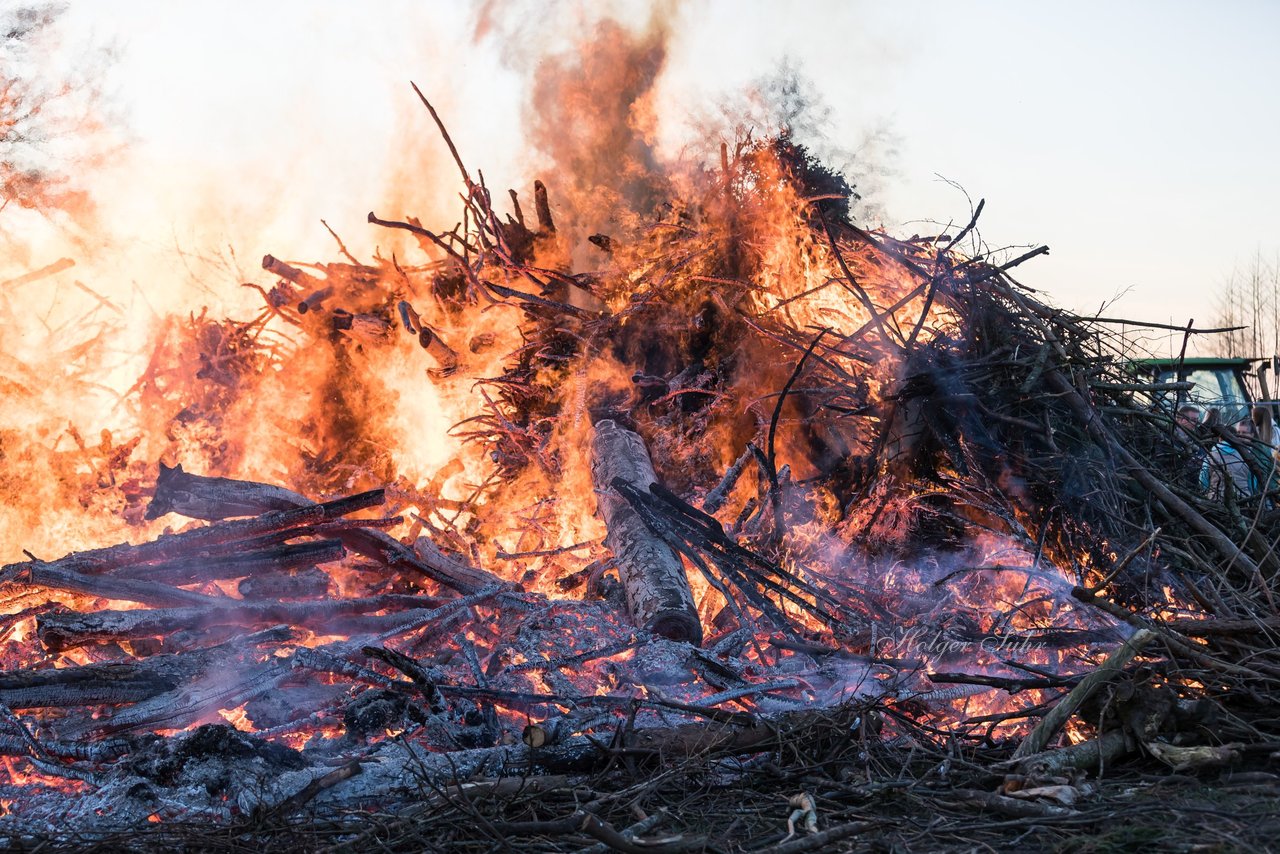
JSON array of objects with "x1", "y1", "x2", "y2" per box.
[{"x1": 1176, "y1": 404, "x2": 1280, "y2": 503}]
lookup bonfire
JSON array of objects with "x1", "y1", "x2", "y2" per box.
[{"x1": 1, "y1": 78, "x2": 1278, "y2": 852}]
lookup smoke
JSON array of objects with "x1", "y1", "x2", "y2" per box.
[
  {"x1": 469, "y1": 2, "x2": 681, "y2": 264},
  {"x1": 527, "y1": 16, "x2": 671, "y2": 239},
  {"x1": 680, "y1": 59, "x2": 900, "y2": 224},
  {"x1": 472, "y1": 2, "x2": 895, "y2": 237}
]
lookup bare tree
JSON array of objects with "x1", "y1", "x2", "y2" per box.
[
  {"x1": 0, "y1": 4, "x2": 112, "y2": 237},
  {"x1": 1209, "y1": 253, "x2": 1279, "y2": 358}
]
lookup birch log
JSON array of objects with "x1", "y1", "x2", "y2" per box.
[{"x1": 590, "y1": 420, "x2": 702, "y2": 645}]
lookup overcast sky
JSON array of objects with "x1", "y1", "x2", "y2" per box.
[{"x1": 21, "y1": 1, "x2": 1280, "y2": 354}]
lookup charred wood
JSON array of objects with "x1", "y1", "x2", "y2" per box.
[
  {"x1": 334, "y1": 527, "x2": 502, "y2": 595},
  {"x1": 1, "y1": 489, "x2": 384, "y2": 579},
  {"x1": 237, "y1": 566, "x2": 333, "y2": 599},
  {"x1": 20, "y1": 561, "x2": 230, "y2": 609},
  {"x1": 0, "y1": 626, "x2": 290, "y2": 708},
  {"x1": 146, "y1": 463, "x2": 312, "y2": 521},
  {"x1": 137, "y1": 469, "x2": 496, "y2": 595},
  {"x1": 111, "y1": 539, "x2": 344, "y2": 586},
  {"x1": 533, "y1": 179, "x2": 555, "y2": 235},
  {"x1": 35, "y1": 593, "x2": 440, "y2": 653},
  {"x1": 702, "y1": 445, "x2": 755, "y2": 515},
  {"x1": 0, "y1": 660, "x2": 183, "y2": 708},
  {"x1": 0, "y1": 734, "x2": 130, "y2": 762}
]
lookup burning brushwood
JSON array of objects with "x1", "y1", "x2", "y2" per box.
[
  {"x1": 3, "y1": 77, "x2": 1280, "y2": 852},
  {"x1": 590, "y1": 419, "x2": 702, "y2": 645}
]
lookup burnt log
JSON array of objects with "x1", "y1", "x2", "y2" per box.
[
  {"x1": 590, "y1": 420, "x2": 702, "y2": 645},
  {"x1": 1, "y1": 489, "x2": 385, "y2": 579},
  {"x1": 335, "y1": 527, "x2": 503, "y2": 595},
  {"x1": 36, "y1": 593, "x2": 440, "y2": 653},
  {"x1": 0, "y1": 660, "x2": 183, "y2": 708},
  {"x1": 0, "y1": 626, "x2": 289, "y2": 709},
  {"x1": 237, "y1": 565, "x2": 332, "y2": 599},
  {"x1": 112, "y1": 539, "x2": 344, "y2": 585},
  {"x1": 22, "y1": 561, "x2": 230, "y2": 609},
  {"x1": 533, "y1": 179, "x2": 556, "y2": 234},
  {"x1": 146, "y1": 463, "x2": 312, "y2": 521},
  {"x1": 136, "y1": 470, "x2": 498, "y2": 594},
  {"x1": 65, "y1": 658, "x2": 293, "y2": 738}
]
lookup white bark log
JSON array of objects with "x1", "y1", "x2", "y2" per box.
[{"x1": 590, "y1": 420, "x2": 702, "y2": 645}]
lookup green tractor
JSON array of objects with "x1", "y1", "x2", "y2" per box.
[{"x1": 1134, "y1": 356, "x2": 1280, "y2": 440}]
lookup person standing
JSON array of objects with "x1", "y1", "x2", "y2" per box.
[
  {"x1": 1237, "y1": 417, "x2": 1277, "y2": 503},
  {"x1": 1201, "y1": 419, "x2": 1257, "y2": 500}
]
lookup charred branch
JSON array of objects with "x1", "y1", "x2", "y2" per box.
[
  {"x1": 262, "y1": 254, "x2": 324, "y2": 291},
  {"x1": 36, "y1": 593, "x2": 439, "y2": 653},
  {"x1": 111, "y1": 539, "x2": 345, "y2": 586},
  {"x1": 146, "y1": 462, "x2": 313, "y2": 521},
  {"x1": 2, "y1": 489, "x2": 385, "y2": 579}
]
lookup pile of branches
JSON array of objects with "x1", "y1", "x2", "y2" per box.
[
  {"x1": 361, "y1": 96, "x2": 1280, "y2": 715},
  {"x1": 289, "y1": 92, "x2": 1280, "y2": 844},
  {"x1": 5, "y1": 87, "x2": 1280, "y2": 849},
  {"x1": 861, "y1": 248, "x2": 1280, "y2": 728},
  {"x1": 349, "y1": 95, "x2": 1280, "y2": 814}
]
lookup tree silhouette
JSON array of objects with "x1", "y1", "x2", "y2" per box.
[
  {"x1": 0, "y1": 4, "x2": 105, "y2": 235},
  {"x1": 1209, "y1": 253, "x2": 1279, "y2": 358}
]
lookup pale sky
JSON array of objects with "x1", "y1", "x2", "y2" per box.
[{"x1": 15, "y1": 1, "x2": 1280, "y2": 354}]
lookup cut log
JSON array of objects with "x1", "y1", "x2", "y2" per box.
[
  {"x1": 298, "y1": 286, "x2": 334, "y2": 314},
  {"x1": 590, "y1": 420, "x2": 702, "y2": 645},
  {"x1": 418, "y1": 323, "x2": 460, "y2": 377},
  {"x1": 262, "y1": 254, "x2": 324, "y2": 290}
]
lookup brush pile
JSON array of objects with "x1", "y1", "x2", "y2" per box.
[{"x1": 0, "y1": 95, "x2": 1277, "y2": 852}]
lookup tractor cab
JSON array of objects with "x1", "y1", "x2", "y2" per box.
[{"x1": 1135, "y1": 356, "x2": 1280, "y2": 437}]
